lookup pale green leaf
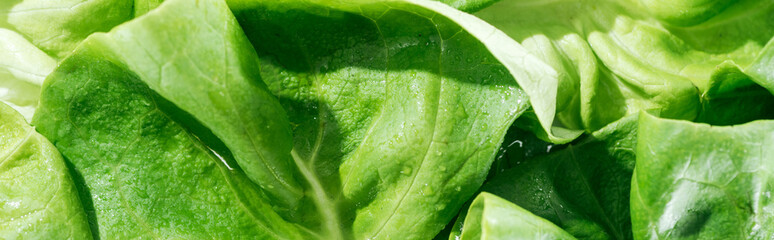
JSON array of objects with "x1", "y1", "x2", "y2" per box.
[
  {"x1": 632, "y1": 113, "x2": 774, "y2": 239},
  {"x1": 0, "y1": 102, "x2": 91, "y2": 239},
  {"x1": 0, "y1": 28, "x2": 55, "y2": 121},
  {"x1": 458, "y1": 193, "x2": 576, "y2": 240}
]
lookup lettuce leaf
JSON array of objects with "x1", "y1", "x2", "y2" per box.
[
  {"x1": 3, "y1": 0, "x2": 774, "y2": 239},
  {"x1": 458, "y1": 193, "x2": 576, "y2": 240},
  {"x1": 633, "y1": 113, "x2": 774, "y2": 239},
  {"x1": 0, "y1": 102, "x2": 91, "y2": 239},
  {"x1": 34, "y1": 35, "x2": 305, "y2": 240},
  {"x1": 31, "y1": 0, "x2": 558, "y2": 238},
  {"x1": 0, "y1": 28, "x2": 55, "y2": 121},
  {"x1": 452, "y1": 114, "x2": 638, "y2": 240},
  {"x1": 0, "y1": 0, "x2": 164, "y2": 58},
  {"x1": 472, "y1": 0, "x2": 774, "y2": 138}
]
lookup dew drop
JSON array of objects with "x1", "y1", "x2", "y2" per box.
[{"x1": 400, "y1": 166, "x2": 412, "y2": 175}]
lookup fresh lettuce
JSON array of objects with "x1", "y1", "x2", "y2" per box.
[
  {"x1": 465, "y1": 115, "x2": 638, "y2": 240},
  {"x1": 458, "y1": 193, "x2": 577, "y2": 240},
  {"x1": 0, "y1": 28, "x2": 55, "y2": 121},
  {"x1": 0, "y1": 102, "x2": 91, "y2": 239},
  {"x1": 633, "y1": 113, "x2": 774, "y2": 239},
  {"x1": 32, "y1": 0, "x2": 539, "y2": 238},
  {"x1": 0, "y1": 0, "x2": 162, "y2": 58},
  {"x1": 1, "y1": 0, "x2": 774, "y2": 239},
  {"x1": 474, "y1": 0, "x2": 774, "y2": 135}
]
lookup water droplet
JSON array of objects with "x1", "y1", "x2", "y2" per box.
[{"x1": 400, "y1": 167, "x2": 412, "y2": 175}]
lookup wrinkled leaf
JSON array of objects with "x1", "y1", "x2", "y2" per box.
[
  {"x1": 33, "y1": 0, "x2": 550, "y2": 238},
  {"x1": 455, "y1": 115, "x2": 637, "y2": 240},
  {"x1": 472, "y1": 0, "x2": 774, "y2": 138},
  {"x1": 632, "y1": 113, "x2": 774, "y2": 239}
]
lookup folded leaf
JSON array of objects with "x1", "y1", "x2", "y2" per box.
[
  {"x1": 228, "y1": 0, "x2": 552, "y2": 238},
  {"x1": 32, "y1": 0, "x2": 305, "y2": 238},
  {"x1": 458, "y1": 192, "x2": 576, "y2": 240},
  {"x1": 0, "y1": 0, "x2": 164, "y2": 58},
  {"x1": 85, "y1": 0, "x2": 304, "y2": 213},
  {"x1": 747, "y1": 38, "x2": 774, "y2": 95},
  {"x1": 696, "y1": 62, "x2": 774, "y2": 125},
  {"x1": 462, "y1": 114, "x2": 638, "y2": 240},
  {"x1": 0, "y1": 28, "x2": 56, "y2": 121},
  {"x1": 632, "y1": 113, "x2": 774, "y2": 239},
  {"x1": 33, "y1": 39, "x2": 306, "y2": 239},
  {"x1": 640, "y1": 0, "x2": 737, "y2": 27},
  {"x1": 472, "y1": 0, "x2": 774, "y2": 135},
  {"x1": 34, "y1": 0, "x2": 543, "y2": 238},
  {"x1": 0, "y1": 102, "x2": 91, "y2": 239}
]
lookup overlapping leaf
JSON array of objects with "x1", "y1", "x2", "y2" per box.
[
  {"x1": 31, "y1": 0, "x2": 561, "y2": 238},
  {"x1": 633, "y1": 113, "x2": 774, "y2": 239},
  {"x1": 0, "y1": 102, "x2": 91, "y2": 239}
]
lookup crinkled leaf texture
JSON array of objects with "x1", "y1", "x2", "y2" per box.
[
  {"x1": 471, "y1": 0, "x2": 774, "y2": 141},
  {"x1": 32, "y1": 0, "x2": 551, "y2": 238},
  {"x1": 452, "y1": 115, "x2": 638, "y2": 240},
  {"x1": 632, "y1": 113, "x2": 774, "y2": 239},
  {"x1": 0, "y1": 102, "x2": 91, "y2": 239},
  {"x1": 458, "y1": 192, "x2": 576, "y2": 240}
]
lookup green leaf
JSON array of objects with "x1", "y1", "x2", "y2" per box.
[
  {"x1": 434, "y1": 0, "x2": 500, "y2": 12},
  {"x1": 0, "y1": 102, "x2": 91, "y2": 239},
  {"x1": 0, "y1": 28, "x2": 56, "y2": 121},
  {"x1": 32, "y1": 0, "x2": 305, "y2": 238},
  {"x1": 747, "y1": 38, "x2": 774, "y2": 95},
  {"x1": 83, "y1": 0, "x2": 304, "y2": 213},
  {"x1": 458, "y1": 192, "x2": 576, "y2": 240},
  {"x1": 33, "y1": 37, "x2": 306, "y2": 240},
  {"x1": 632, "y1": 113, "x2": 774, "y2": 239},
  {"x1": 695, "y1": 62, "x2": 774, "y2": 125},
  {"x1": 231, "y1": 0, "x2": 583, "y2": 145},
  {"x1": 639, "y1": 0, "x2": 738, "y2": 27},
  {"x1": 33, "y1": 0, "x2": 544, "y2": 238},
  {"x1": 488, "y1": 124, "x2": 565, "y2": 177},
  {"x1": 468, "y1": 115, "x2": 638, "y2": 240},
  {"x1": 232, "y1": 0, "x2": 541, "y2": 238},
  {"x1": 472, "y1": 0, "x2": 774, "y2": 135},
  {"x1": 0, "y1": 0, "x2": 164, "y2": 58}
]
